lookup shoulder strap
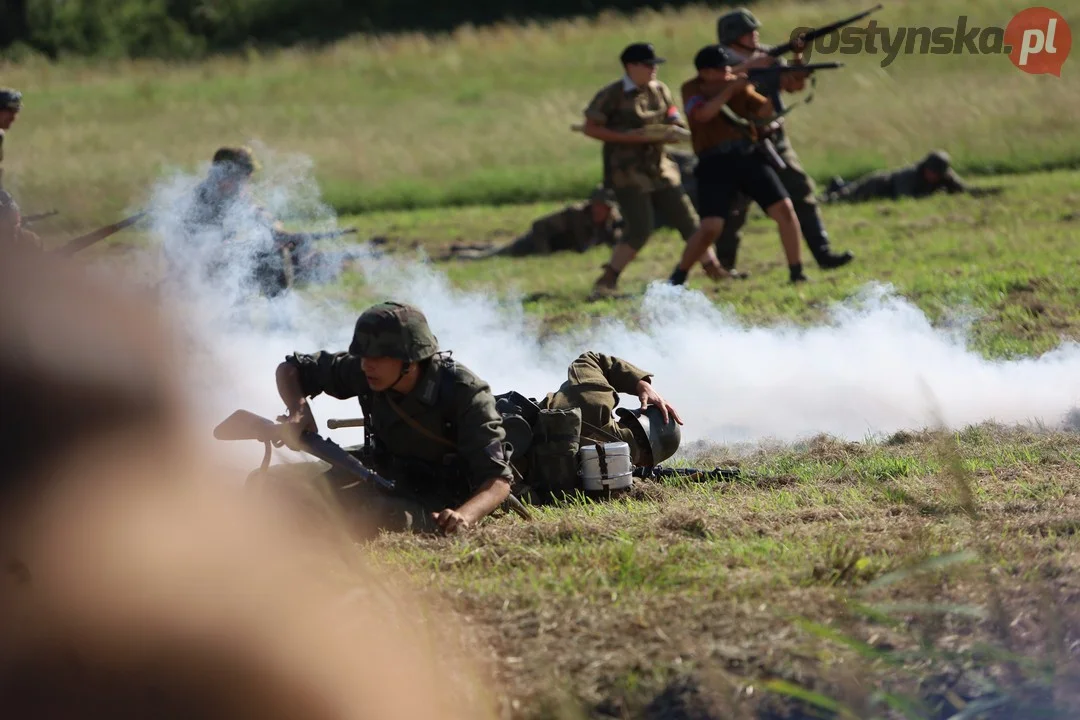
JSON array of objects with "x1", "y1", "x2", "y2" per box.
[{"x1": 386, "y1": 394, "x2": 456, "y2": 449}]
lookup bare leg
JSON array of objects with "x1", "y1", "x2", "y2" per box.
[
  {"x1": 764, "y1": 199, "x2": 807, "y2": 282},
  {"x1": 669, "y1": 218, "x2": 724, "y2": 285}
]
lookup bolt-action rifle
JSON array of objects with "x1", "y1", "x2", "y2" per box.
[{"x1": 767, "y1": 4, "x2": 884, "y2": 58}]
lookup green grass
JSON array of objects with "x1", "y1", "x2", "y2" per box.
[
  {"x1": 4, "y1": 0, "x2": 1080, "y2": 228},
  {"x1": 287, "y1": 166, "x2": 1080, "y2": 360}
]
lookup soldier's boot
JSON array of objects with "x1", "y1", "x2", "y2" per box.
[{"x1": 798, "y1": 209, "x2": 853, "y2": 270}]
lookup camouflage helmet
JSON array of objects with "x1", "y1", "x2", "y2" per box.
[
  {"x1": 717, "y1": 8, "x2": 761, "y2": 45},
  {"x1": 616, "y1": 406, "x2": 682, "y2": 467},
  {"x1": 212, "y1": 146, "x2": 259, "y2": 177},
  {"x1": 589, "y1": 184, "x2": 616, "y2": 205},
  {"x1": 348, "y1": 302, "x2": 440, "y2": 362},
  {"x1": 920, "y1": 150, "x2": 952, "y2": 174},
  {"x1": 0, "y1": 88, "x2": 22, "y2": 112}
]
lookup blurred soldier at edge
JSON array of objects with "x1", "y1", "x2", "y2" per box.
[
  {"x1": 713, "y1": 9, "x2": 854, "y2": 276},
  {"x1": 0, "y1": 190, "x2": 40, "y2": 252},
  {"x1": 0, "y1": 88, "x2": 23, "y2": 190},
  {"x1": 581, "y1": 42, "x2": 729, "y2": 299}
]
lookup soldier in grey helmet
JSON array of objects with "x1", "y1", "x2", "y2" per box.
[
  {"x1": 0, "y1": 88, "x2": 23, "y2": 190},
  {"x1": 712, "y1": 9, "x2": 854, "y2": 277},
  {"x1": 275, "y1": 301, "x2": 515, "y2": 536},
  {"x1": 822, "y1": 150, "x2": 992, "y2": 203}
]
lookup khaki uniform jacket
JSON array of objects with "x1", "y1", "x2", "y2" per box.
[
  {"x1": 528, "y1": 202, "x2": 623, "y2": 253},
  {"x1": 540, "y1": 352, "x2": 653, "y2": 465},
  {"x1": 285, "y1": 352, "x2": 514, "y2": 505},
  {"x1": 584, "y1": 78, "x2": 686, "y2": 192}
]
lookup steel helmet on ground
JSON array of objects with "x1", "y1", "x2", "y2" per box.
[{"x1": 615, "y1": 405, "x2": 682, "y2": 466}]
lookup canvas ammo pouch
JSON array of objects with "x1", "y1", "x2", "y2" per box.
[{"x1": 530, "y1": 407, "x2": 582, "y2": 495}]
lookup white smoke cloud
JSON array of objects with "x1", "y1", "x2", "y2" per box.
[{"x1": 100, "y1": 146, "x2": 1080, "y2": 472}]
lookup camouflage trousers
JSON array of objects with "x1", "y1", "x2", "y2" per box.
[
  {"x1": 713, "y1": 143, "x2": 833, "y2": 269},
  {"x1": 614, "y1": 185, "x2": 699, "y2": 252},
  {"x1": 542, "y1": 357, "x2": 644, "y2": 465}
]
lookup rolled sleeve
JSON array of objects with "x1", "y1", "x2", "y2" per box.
[
  {"x1": 284, "y1": 351, "x2": 367, "y2": 400},
  {"x1": 584, "y1": 85, "x2": 616, "y2": 125},
  {"x1": 568, "y1": 352, "x2": 652, "y2": 396},
  {"x1": 453, "y1": 378, "x2": 514, "y2": 485}
]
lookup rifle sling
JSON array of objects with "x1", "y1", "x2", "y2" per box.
[{"x1": 386, "y1": 395, "x2": 456, "y2": 450}]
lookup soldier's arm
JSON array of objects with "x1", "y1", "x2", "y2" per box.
[
  {"x1": 278, "y1": 351, "x2": 367, "y2": 403},
  {"x1": 445, "y1": 379, "x2": 514, "y2": 529},
  {"x1": 942, "y1": 169, "x2": 969, "y2": 194},
  {"x1": 568, "y1": 351, "x2": 653, "y2": 396},
  {"x1": 687, "y1": 78, "x2": 754, "y2": 124}
]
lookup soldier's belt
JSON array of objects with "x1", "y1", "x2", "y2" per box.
[{"x1": 696, "y1": 139, "x2": 754, "y2": 160}]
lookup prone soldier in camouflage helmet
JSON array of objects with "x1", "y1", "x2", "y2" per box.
[
  {"x1": 446, "y1": 185, "x2": 624, "y2": 260},
  {"x1": 822, "y1": 150, "x2": 989, "y2": 203},
  {"x1": 712, "y1": 9, "x2": 854, "y2": 276},
  {"x1": 581, "y1": 42, "x2": 730, "y2": 298},
  {"x1": 0, "y1": 190, "x2": 41, "y2": 252},
  {"x1": 0, "y1": 88, "x2": 23, "y2": 191},
  {"x1": 275, "y1": 302, "x2": 515, "y2": 536},
  {"x1": 176, "y1": 146, "x2": 312, "y2": 297}
]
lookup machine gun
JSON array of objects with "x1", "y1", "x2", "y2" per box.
[
  {"x1": 272, "y1": 226, "x2": 359, "y2": 250},
  {"x1": 214, "y1": 409, "x2": 394, "y2": 490},
  {"x1": 213, "y1": 410, "x2": 533, "y2": 522},
  {"x1": 768, "y1": 4, "x2": 884, "y2": 58},
  {"x1": 633, "y1": 465, "x2": 745, "y2": 482}
]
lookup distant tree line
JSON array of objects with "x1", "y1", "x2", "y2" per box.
[{"x1": 0, "y1": 0, "x2": 742, "y2": 60}]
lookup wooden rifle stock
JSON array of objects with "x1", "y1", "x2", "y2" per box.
[{"x1": 53, "y1": 212, "x2": 145, "y2": 256}]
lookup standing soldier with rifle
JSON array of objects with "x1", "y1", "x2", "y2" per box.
[
  {"x1": 712, "y1": 8, "x2": 873, "y2": 276},
  {"x1": 272, "y1": 302, "x2": 516, "y2": 536},
  {"x1": 580, "y1": 42, "x2": 730, "y2": 299},
  {"x1": 0, "y1": 88, "x2": 22, "y2": 191},
  {"x1": 667, "y1": 45, "x2": 813, "y2": 285}
]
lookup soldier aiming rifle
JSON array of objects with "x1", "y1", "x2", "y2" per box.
[{"x1": 708, "y1": 6, "x2": 878, "y2": 276}]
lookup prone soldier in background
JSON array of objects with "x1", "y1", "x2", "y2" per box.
[
  {"x1": 581, "y1": 42, "x2": 730, "y2": 299},
  {"x1": 712, "y1": 9, "x2": 854, "y2": 276},
  {"x1": 446, "y1": 185, "x2": 624, "y2": 260},
  {"x1": 822, "y1": 150, "x2": 995, "y2": 203},
  {"x1": 0, "y1": 88, "x2": 22, "y2": 191}
]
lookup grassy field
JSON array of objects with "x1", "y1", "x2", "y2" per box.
[
  {"x1": 151, "y1": 168, "x2": 1078, "y2": 719},
  {"x1": 3, "y1": 0, "x2": 1080, "y2": 228},
  {"x1": 14, "y1": 1, "x2": 1080, "y2": 716}
]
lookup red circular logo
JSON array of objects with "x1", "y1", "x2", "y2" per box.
[{"x1": 1005, "y1": 7, "x2": 1071, "y2": 76}]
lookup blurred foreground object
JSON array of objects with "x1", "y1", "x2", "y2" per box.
[{"x1": 0, "y1": 251, "x2": 498, "y2": 720}]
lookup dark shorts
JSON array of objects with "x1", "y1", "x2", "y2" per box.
[{"x1": 695, "y1": 149, "x2": 788, "y2": 221}]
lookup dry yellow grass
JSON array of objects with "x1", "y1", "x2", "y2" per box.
[{"x1": 2, "y1": 0, "x2": 1078, "y2": 227}]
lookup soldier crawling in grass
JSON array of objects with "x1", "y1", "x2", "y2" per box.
[
  {"x1": 445, "y1": 185, "x2": 624, "y2": 260},
  {"x1": 270, "y1": 302, "x2": 685, "y2": 535},
  {"x1": 821, "y1": 150, "x2": 994, "y2": 204},
  {"x1": 581, "y1": 42, "x2": 731, "y2": 299}
]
